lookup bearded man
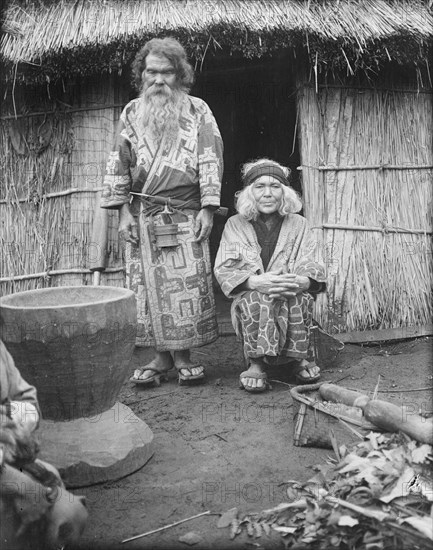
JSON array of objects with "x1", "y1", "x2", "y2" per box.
[{"x1": 100, "y1": 37, "x2": 223, "y2": 386}]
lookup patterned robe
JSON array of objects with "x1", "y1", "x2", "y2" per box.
[
  {"x1": 101, "y1": 94, "x2": 223, "y2": 349},
  {"x1": 214, "y1": 213, "x2": 326, "y2": 362},
  {"x1": 1, "y1": 339, "x2": 40, "y2": 424}
]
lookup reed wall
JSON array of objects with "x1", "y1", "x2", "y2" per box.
[
  {"x1": 0, "y1": 76, "x2": 126, "y2": 296},
  {"x1": 297, "y1": 82, "x2": 433, "y2": 332}
]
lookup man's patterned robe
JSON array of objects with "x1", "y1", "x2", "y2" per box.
[{"x1": 101, "y1": 94, "x2": 223, "y2": 349}]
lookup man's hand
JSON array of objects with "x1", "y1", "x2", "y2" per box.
[
  {"x1": 194, "y1": 207, "x2": 215, "y2": 242},
  {"x1": 247, "y1": 270, "x2": 310, "y2": 299},
  {"x1": 118, "y1": 204, "x2": 139, "y2": 245}
]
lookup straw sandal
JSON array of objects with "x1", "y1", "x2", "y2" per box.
[
  {"x1": 293, "y1": 361, "x2": 321, "y2": 384},
  {"x1": 130, "y1": 357, "x2": 174, "y2": 387},
  {"x1": 177, "y1": 365, "x2": 205, "y2": 385},
  {"x1": 239, "y1": 371, "x2": 271, "y2": 393}
]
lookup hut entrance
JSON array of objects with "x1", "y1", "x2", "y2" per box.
[{"x1": 193, "y1": 52, "x2": 300, "y2": 259}]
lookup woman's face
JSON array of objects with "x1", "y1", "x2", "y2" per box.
[{"x1": 251, "y1": 176, "x2": 284, "y2": 214}]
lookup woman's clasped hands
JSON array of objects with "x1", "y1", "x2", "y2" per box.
[{"x1": 247, "y1": 268, "x2": 310, "y2": 300}]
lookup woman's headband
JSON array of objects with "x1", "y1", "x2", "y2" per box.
[{"x1": 243, "y1": 163, "x2": 289, "y2": 188}]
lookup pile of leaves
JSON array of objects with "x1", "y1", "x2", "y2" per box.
[{"x1": 219, "y1": 433, "x2": 432, "y2": 549}]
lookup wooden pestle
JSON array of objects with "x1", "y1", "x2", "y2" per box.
[
  {"x1": 363, "y1": 400, "x2": 433, "y2": 445},
  {"x1": 319, "y1": 383, "x2": 370, "y2": 409},
  {"x1": 319, "y1": 383, "x2": 433, "y2": 444}
]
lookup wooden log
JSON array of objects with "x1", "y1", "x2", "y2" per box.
[
  {"x1": 88, "y1": 198, "x2": 110, "y2": 272},
  {"x1": 363, "y1": 400, "x2": 433, "y2": 444},
  {"x1": 319, "y1": 383, "x2": 370, "y2": 409}
]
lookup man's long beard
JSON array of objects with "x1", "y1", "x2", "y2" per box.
[{"x1": 138, "y1": 84, "x2": 183, "y2": 142}]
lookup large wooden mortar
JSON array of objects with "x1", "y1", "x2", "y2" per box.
[{"x1": 0, "y1": 286, "x2": 154, "y2": 487}]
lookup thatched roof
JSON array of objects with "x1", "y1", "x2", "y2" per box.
[{"x1": 1, "y1": 0, "x2": 432, "y2": 85}]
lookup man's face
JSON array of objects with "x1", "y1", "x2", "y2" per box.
[{"x1": 142, "y1": 54, "x2": 177, "y2": 93}]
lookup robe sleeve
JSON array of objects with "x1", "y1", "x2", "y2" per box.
[
  {"x1": 214, "y1": 217, "x2": 262, "y2": 298},
  {"x1": 100, "y1": 112, "x2": 134, "y2": 209},
  {"x1": 197, "y1": 102, "x2": 223, "y2": 208},
  {"x1": 1, "y1": 340, "x2": 40, "y2": 429},
  {"x1": 292, "y1": 219, "x2": 327, "y2": 289}
]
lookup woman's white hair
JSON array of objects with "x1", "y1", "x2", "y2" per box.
[{"x1": 236, "y1": 158, "x2": 302, "y2": 221}]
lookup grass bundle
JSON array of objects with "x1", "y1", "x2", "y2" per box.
[{"x1": 298, "y1": 81, "x2": 432, "y2": 332}]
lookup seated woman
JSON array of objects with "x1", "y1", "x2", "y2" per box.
[{"x1": 214, "y1": 158, "x2": 326, "y2": 392}]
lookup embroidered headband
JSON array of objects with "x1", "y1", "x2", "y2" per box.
[{"x1": 243, "y1": 163, "x2": 289, "y2": 188}]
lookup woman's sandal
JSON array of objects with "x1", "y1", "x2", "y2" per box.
[
  {"x1": 130, "y1": 357, "x2": 174, "y2": 387},
  {"x1": 239, "y1": 371, "x2": 271, "y2": 393},
  {"x1": 177, "y1": 365, "x2": 205, "y2": 385},
  {"x1": 293, "y1": 361, "x2": 321, "y2": 384}
]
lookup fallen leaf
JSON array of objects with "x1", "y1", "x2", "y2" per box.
[
  {"x1": 401, "y1": 516, "x2": 433, "y2": 540},
  {"x1": 178, "y1": 532, "x2": 203, "y2": 546},
  {"x1": 376, "y1": 461, "x2": 398, "y2": 476},
  {"x1": 411, "y1": 444, "x2": 433, "y2": 464},
  {"x1": 380, "y1": 467, "x2": 416, "y2": 503},
  {"x1": 367, "y1": 432, "x2": 380, "y2": 449},
  {"x1": 356, "y1": 468, "x2": 383, "y2": 487},
  {"x1": 326, "y1": 496, "x2": 389, "y2": 522},
  {"x1": 262, "y1": 500, "x2": 307, "y2": 514},
  {"x1": 339, "y1": 454, "x2": 371, "y2": 473},
  {"x1": 408, "y1": 474, "x2": 433, "y2": 501},
  {"x1": 272, "y1": 526, "x2": 297, "y2": 535},
  {"x1": 230, "y1": 519, "x2": 241, "y2": 540},
  {"x1": 381, "y1": 449, "x2": 394, "y2": 461},
  {"x1": 251, "y1": 522, "x2": 261, "y2": 538},
  {"x1": 337, "y1": 515, "x2": 359, "y2": 527},
  {"x1": 262, "y1": 522, "x2": 271, "y2": 536},
  {"x1": 327, "y1": 511, "x2": 343, "y2": 526},
  {"x1": 217, "y1": 507, "x2": 238, "y2": 528}
]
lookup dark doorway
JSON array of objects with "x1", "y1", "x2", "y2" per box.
[{"x1": 192, "y1": 52, "x2": 300, "y2": 261}]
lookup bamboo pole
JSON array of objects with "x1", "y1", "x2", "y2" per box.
[
  {"x1": 0, "y1": 103, "x2": 126, "y2": 121},
  {"x1": 312, "y1": 223, "x2": 432, "y2": 235},
  {"x1": 121, "y1": 511, "x2": 211, "y2": 544},
  {"x1": 307, "y1": 84, "x2": 432, "y2": 94},
  {"x1": 0, "y1": 187, "x2": 103, "y2": 204},
  {"x1": 299, "y1": 164, "x2": 433, "y2": 171},
  {"x1": 0, "y1": 267, "x2": 125, "y2": 283}
]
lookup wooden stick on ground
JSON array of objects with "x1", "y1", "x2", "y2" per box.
[{"x1": 121, "y1": 511, "x2": 211, "y2": 544}]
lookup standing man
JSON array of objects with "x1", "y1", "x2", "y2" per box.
[{"x1": 100, "y1": 37, "x2": 223, "y2": 386}]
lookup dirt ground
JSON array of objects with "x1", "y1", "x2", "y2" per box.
[{"x1": 74, "y1": 334, "x2": 432, "y2": 550}]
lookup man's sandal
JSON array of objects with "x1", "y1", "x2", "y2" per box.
[
  {"x1": 130, "y1": 367, "x2": 172, "y2": 386},
  {"x1": 239, "y1": 371, "x2": 271, "y2": 393},
  {"x1": 177, "y1": 365, "x2": 205, "y2": 385},
  {"x1": 130, "y1": 357, "x2": 174, "y2": 387},
  {"x1": 293, "y1": 362, "x2": 321, "y2": 384}
]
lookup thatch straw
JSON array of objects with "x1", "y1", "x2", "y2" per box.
[
  {"x1": 298, "y1": 80, "x2": 433, "y2": 332},
  {"x1": 1, "y1": 0, "x2": 432, "y2": 84}
]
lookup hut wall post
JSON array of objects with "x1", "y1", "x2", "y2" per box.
[{"x1": 296, "y1": 79, "x2": 329, "y2": 329}]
